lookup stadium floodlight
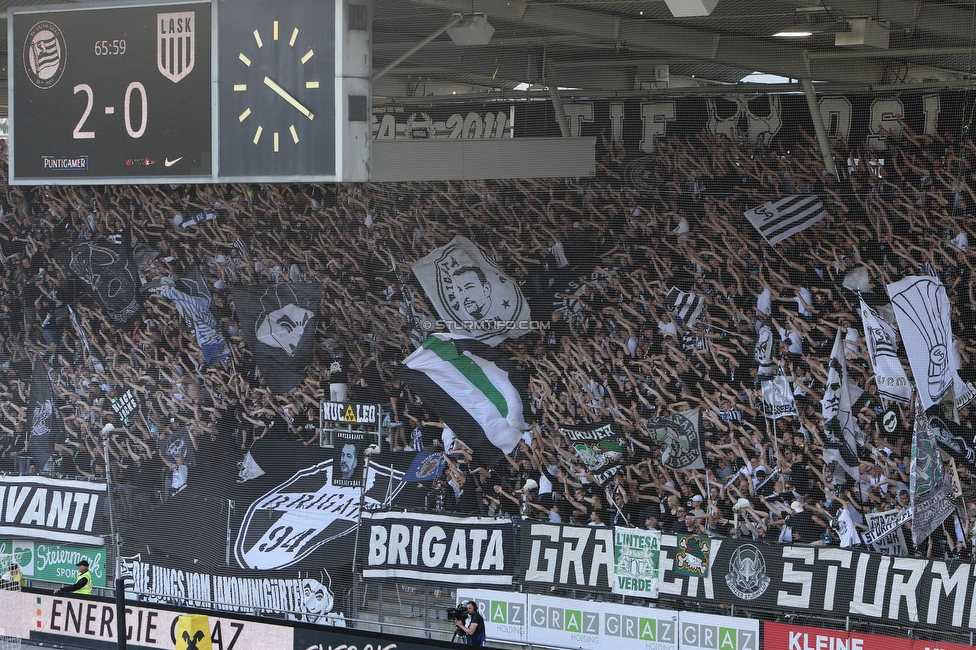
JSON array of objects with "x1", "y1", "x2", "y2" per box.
[{"x1": 664, "y1": 0, "x2": 719, "y2": 18}]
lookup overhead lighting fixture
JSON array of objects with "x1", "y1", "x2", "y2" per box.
[
  {"x1": 664, "y1": 0, "x2": 719, "y2": 18},
  {"x1": 774, "y1": 11, "x2": 851, "y2": 37},
  {"x1": 447, "y1": 13, "x2": 495, "y2": 46},
  {"x1": 835, "y1": 18, "x2": 889, "y2": 49}
]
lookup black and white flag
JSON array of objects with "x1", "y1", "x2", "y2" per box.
[
  {"x1": 910, "y1": 396, "x2": 955, "y2": 546},
  {"x1": 664, "y1": 287, "x2": 704, "y2": 327},
  {"x1": 27, "y1": 359, "x2": 63, "y2": 468},
  {"x1": 179, "y1": 209, "x2": 217, "y2": 230},
  {"x1": 744, "y1": 195, "x2": 827, "y2": 246},
  {"x1": 559, "y1": 420, "x2": 627, "y2": 484},
  {"x1": 643, "y1": 408, "x2": 705, "y2": 470},
  {"x1": 231, "y1": 284, "x2": 323, "y2": 394},
  {"x1": 862, "y1": 509, "x2": 910, "y2": 555},
  {"x1": 146, "y1": 267, "x2": 230, "y2": 365},
  {"x1": 760, "y1": 366, "x2": 798, "y2": 419},
  {"x1": 858, "y1": 297, "x2": 912, "y2": 404},
  {"x1": 926, "y1": 410, "x2": 976, "y2": 469},
  {"x1": 412, "y1": 236, "x2": 530, "y2": 346},
  {"x1": 754, "y1": 323, "x2": 775, "y2": 376},
  {"x1": 67, "y1": 305, "x2": 103, "y2": 371},
  {"x1": 821, "y1": 329, "x2": 864, "y2": 484},
  {"x1": 59, "y1": 239, "x2": 141, "y2": 324},
  {"x1": 160, "y1": 427, "x2": 197, "y2": 468},
  {"x1": 400, "y1": 334, "x2": 529, "y2": 465},
  {"x1": 887, "y1": 276, "x2": 961, "y2": 412}
]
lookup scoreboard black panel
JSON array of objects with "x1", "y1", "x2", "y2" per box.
[
  {"x1": 11, "y1": 2, "x2": 213, "y2": 182},
  {"x1": 8, "y1": 0, "x2": 370, "y2": 184}
]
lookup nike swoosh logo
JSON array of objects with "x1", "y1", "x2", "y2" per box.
[{"x1": 164, "y1": 157, "x2": 184, "y2": 167}]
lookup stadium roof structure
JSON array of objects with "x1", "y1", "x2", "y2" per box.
[
  {"x1": 0, "y1": 0, "x2": 972, "y2": 109},
  {"x1": 369, "y1": 0, "x2": 976, "y2": 103}
]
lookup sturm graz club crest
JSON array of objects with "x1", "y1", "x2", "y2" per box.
[
  {"x1": 644, "y1": 409, "x2": 703, "y2": 470},
  {"x1": 157, "y1": 11, "x2": 195, "y2": 83},
  {"x1": 235, "y1": 459, "x2": 405, "y2": 570},
  {"x1": 725, "y1": 544, "x2": 771, "y2": 600},
  {"x1": 23, "y1": 20, "x2": 66, "y2": 89}
]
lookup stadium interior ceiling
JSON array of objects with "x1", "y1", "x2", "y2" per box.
[{"x1": 0, "y1": 0, "x2": 974, "y2": 111}]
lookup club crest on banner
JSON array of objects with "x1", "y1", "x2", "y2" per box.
[
  {"x1": 157, "y1": 11, "x2": 196, "y2": 83},
  {"x1": 235, "y1": 459, "x2": 402, "y2": 570},
  {"x1": 724, "y1": 544, "x2": 770, "y2": 600}
]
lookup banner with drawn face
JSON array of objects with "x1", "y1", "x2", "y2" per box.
[{"x1": 230, "y1": 284, "x2": 323, "y2": 394}]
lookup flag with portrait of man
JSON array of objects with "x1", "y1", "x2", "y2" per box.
[
  {"x1": 412, "y1": 236, "x2": 531, "y2": 346},
  {"x1": 231, "y1": 283, "x2": 323, "y2": 394}
]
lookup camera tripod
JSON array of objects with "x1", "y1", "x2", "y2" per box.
[{"x1": 451, "y1": 623, "x2": 466, "y2": 644}]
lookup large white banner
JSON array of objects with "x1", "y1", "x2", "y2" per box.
[
  {"x1": 457, "y1": 589, "x2": 678, "y2": 650},
  {"x1": 679, "y1": 611, "x2": 760, "y2": 650},
  {"x1": 412, "y1": 235, "x2": 531, "y2": 346},
  {"x1": 887, "y1": 276, "x2": 960, "y2": 411},
  {"x1": 457, "y1": 589, "x2": 762, "y2": 650},
  {"x1": 859, "y1": 298, "x2": 912, "y2": 404}
]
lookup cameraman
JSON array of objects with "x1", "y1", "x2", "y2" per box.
[{"x1": 455, "y1": 601, "x2": 486, "y2": 646}]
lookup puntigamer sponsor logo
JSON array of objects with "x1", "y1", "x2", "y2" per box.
[
  {"x1": 42, "y1": 155, "x2": 88, "y2": 170},
  {"x1": 681, "y1": 621, "x2": 757, "y2": 650}
]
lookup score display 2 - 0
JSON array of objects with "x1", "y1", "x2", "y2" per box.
[
  {"x1": 9, "y1": 0, "x2": 371, "y2": 184},
  {"x1": 11, "y1": 3, "x2": 213, "y2": 180}
]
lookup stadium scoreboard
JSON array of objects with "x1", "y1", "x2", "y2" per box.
[{"x1": 8, "y1": 0, "x2": 371, "y2": 184}]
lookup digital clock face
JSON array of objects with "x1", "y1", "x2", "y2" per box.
[{"x1": 11, "y1": 2, "x2": 212, "y2": 182}]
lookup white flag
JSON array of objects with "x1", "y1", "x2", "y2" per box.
[
  {"x1": 887, "y1": 276, "x2": 961, "y2": 412},
  {"x1": 754, "y1": 324, "x2": 775, "y2": 376},
  {"x1": 664, "y1": 287, "x2": 704, "y2": 328},
  {"x1": 744, "y1": 195, "x2": 827, "y2": 245},
  {"x1": 858, "y1": 297, "x2": 912, "y2": 404},
  {"x1": 412, "y1": 236, "x2": 530, "y2": 346},
  {"x1": 761, "y1": 366, "x2": 798, "y2": 419},
  {"x1": 821, "y1": 329, "x2": 864, "y2": 483}
]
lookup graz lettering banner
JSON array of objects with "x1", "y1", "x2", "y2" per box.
[
  {"x1": 457, "y1": 588, "x2": 760, "y2": 650},
  {"x1": 0, "y1": 475, "x2": 106, "y2": 545},
  {"x1": 517, "y1": 523, "x2": 976, "y2": 630},
  {"x1": 362, "y1": 511, "x2": 516, "y2": 584}
]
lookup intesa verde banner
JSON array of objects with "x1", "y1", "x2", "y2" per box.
[{"x1": 0, "y1": 538, "x2": 107, "y2": 587}]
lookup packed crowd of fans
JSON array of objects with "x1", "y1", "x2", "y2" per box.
[{"x1": 0, "y1": 114, "x2": 973, "y2": 559}]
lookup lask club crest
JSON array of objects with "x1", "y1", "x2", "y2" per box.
[
  {"x1": 157, "y1": 11, "x2": 195, "y2": 83},
  {"x1": 235, "y1": 459, "x2": 405, "y2": 570}
]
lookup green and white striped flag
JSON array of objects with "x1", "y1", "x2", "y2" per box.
[{"x1": 400, "y1": 334, "x2": 529, "y2": 464}]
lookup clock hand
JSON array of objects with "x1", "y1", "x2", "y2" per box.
[{"x1": 262, "y1": 76, "x2": 314, "y2": 121}]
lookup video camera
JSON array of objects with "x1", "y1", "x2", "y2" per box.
[{"x1": 447, "y1": 603, "x2": 467, "y2": 621}]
